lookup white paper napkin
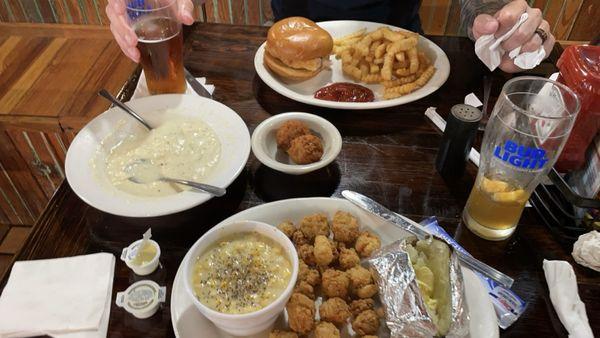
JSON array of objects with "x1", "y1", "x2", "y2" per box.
[
  {"x1": 572, "y1": 231, "x2": 600, "y2": 272},
  {"x1": 0, "y1": 253, "x2": 115, "y2": 338},
  {"x1": 475, "y1": 13, "x2": 546, "y2": 71},
  {"x1": 131, "y1": 70, "x2": 215, "y2": 100},
  {"x1": 542, "y1": 260, "x2": 594, "y2": 338}
]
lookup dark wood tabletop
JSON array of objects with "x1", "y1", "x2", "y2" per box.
[{"x1": 4, "y1": 23, "x2": 598, "y2": 338}]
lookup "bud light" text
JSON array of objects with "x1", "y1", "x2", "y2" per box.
[{"x1": 493, "y1": 140, "x2": 549, "y2": 170}]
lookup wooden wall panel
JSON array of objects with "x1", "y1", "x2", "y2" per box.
[{"x1": 0, "y1": 0, "x2": 596, "y2": 41}]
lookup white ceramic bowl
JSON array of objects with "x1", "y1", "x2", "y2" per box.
[
  {"x1": 251, "y1": 112, "x2": 342, "y2": 175},
  {"x1": 65, "y1": 94, "x2": 250, "y2": 217},
  {"x1": 183, "y1": 221, "x2": 298, "y2": 336}
]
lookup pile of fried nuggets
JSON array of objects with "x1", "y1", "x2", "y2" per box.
[
  {"x1": 271, "y1": 211, "x2": 383, "y2": 338},
  {"x1": 333, "y1": 27, "x2": 437, "y2": 100}
]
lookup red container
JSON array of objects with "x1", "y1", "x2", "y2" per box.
[{"x1": 555, "y1": 45, "x2": 600, "y2": 172}]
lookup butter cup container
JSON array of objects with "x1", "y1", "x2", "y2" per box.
[
  {"x1": 120, "y1": 239, "x2": 160, "y2": 276},
  {"x1": 116, "y1": 280, "x2": 166, "y2": 319}
]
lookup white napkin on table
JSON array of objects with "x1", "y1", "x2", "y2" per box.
[
  {"x1": 475, "y1": 13, "x2": 546, "y2": 71},
  {"x1": 0, "y1": 253, "x2": 115, "y2": 338},
  {"x1": 131, "y1": 70, "x2": 215, "y2": 100},
  {"x1": 542, "y1": 259, "x2": 594, "y2": 338},
  {"x1": 572, "y1": 231, "x2": 600, "y2": 272}
]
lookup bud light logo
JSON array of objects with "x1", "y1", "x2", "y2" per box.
[{"x1": 493, "y1": 140, "x2": 549, "y2": 170}]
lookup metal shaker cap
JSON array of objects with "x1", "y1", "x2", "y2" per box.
[{"x1": 451, "y1": 104, "x2": 482, "y2": 123}]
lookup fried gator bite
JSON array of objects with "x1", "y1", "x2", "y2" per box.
[
  {"x1": 319, "y1": 297, "x2": 351, "y2": 325},
  {"x1": 355, "y1": 231, "x2": 381, "y2": 258},
  {"x1": 298, "y1": 244, "x2": 316, "y2": 266},
  {"x1": 294, "y1": 280, "x2": 315, "y2": 300},
  {"x1": 339, "y1": 246, "x2": 360, "y2": 270},
  {"x1": 299, "y1": 213, "x2": 330, "y2": 241},
  {"x1": 350, "y1": 298, "x2": 375, "y2": 316},
  {"x1": 298, "y1": 260, "x2": 321, "y2": 286},
  {"x1": 314, "y1": 321, "x2": 340, "y2": 338},
  {"x1": 277, "y1": 221, "x2": 296, "y2": 238},
  {"x1": 286, "y1": 293, "x2": 315, "y2": 334},
  {"x1": 352, "y1": 309, "x2": 380, "y2": 335},
  {"x1": 269, "y1": 330, "x2": 298, "y2": 338},
  {"x1": 321, "y1": 268, "x2": 350, "y2": 298},
  {"x1": 291, "y1": 230, "x2": 309, "y2": 246},
  {"x1": 314, "y1": 235, "x2": 334, "y2": 266},
  {"x1": 347, "y1": 265, "x2": 378, "y2": 298},
  {"x1": 332, "y1": 211, "x2": 360, "y2": 244}
]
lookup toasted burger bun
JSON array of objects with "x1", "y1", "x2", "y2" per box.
[
  {"x1": 264, "y1": 17, "x2": 333, "y2": 80},
  {"x1": 263, "y1": 51, "x2": 321, "y2": 81}
]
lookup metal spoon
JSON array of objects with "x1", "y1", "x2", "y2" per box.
[
  {"x1": 126, "y1": 159, "x2": 226, "y2": 197},
  {"x1": 98, "y1": 89, "x2": 153, "y2": 130}
]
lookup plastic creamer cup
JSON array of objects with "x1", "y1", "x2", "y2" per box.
[
  {"x1": 121, "y1": 238, "x2": 160, "y2": 276},
  {"x1": 116, "y1": 280, "x2": 166, "y2": 319}
]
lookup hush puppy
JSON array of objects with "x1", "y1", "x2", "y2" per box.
[
  {"x1": 314, "y1": 321, "x2": 340, "y2": 338},
  {"x1": 321, "y1": 269, "x2": 350, "y2": 298},
  {"x1": 299, "y1": 213, "x2": 329, "y2": 241},
  {"x1": 338, "y1": 247, "x2": 360, "y2": 270},
  {"x1": 314, "y1": 235, "x2": 334, "y2": 266},
  {"x1": 352, "y1": 309, "x2": 380, "y2": 335},
  {"x1": 319, "y1": 297, "x2": 351, "y2": 325},
  {"x1": 332, "y1": 211, "x2": 360, "y2": 244},
  {"x1": 286, "y1": 293, "x2": 315, "y2": 334},
  {"x1": 287, "y1": 134, "x2": 323, "y2": 164},
  {"x1": 355, "y1": 231, "x2": 381, "y2": 258},
  {"x1": 276, "y1": 120, "x2": 310, "y2": 151}
]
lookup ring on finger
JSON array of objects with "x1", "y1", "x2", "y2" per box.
[{"x1": 535, "y1": 28, "x2": 548, "y2": 44}]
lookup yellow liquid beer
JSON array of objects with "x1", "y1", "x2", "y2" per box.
[{"x1": 463, "y1": 177, "x2": 529, "y2": 240}]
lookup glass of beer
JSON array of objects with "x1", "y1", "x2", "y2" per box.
[
  {"x1": 463, "y1": 77, "x2": 580, "y2": 240},
  {"x1": 127, "y1": 0, "x2": 186, "y2": 94}
]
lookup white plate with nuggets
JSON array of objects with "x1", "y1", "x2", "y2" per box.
[
  {"x1": 254, "y1": 20, "x2": 450, "y2": 110},
  {"x1": 171, "y1": 198, "x2": 498, "y2": 338}
]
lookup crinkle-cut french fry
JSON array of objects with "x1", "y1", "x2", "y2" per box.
[
  {"x1": 373, "y1": 57, "x2": 384, "y2": 64},
  {"x1": 334, "y1": 28, "x2": 367, "y2": 44},
  {"x1": 382, "y1": 27, "x2": 407, "y2": 41},
  {"x1": 355, "y1": 35, "x2": 372, "y2": 56},
  {"x1": 407, "y1": 48, "x2": 419, "y2": 74},
  {"x1": 381, "y1": 75, "x2": 417, "y2": 88},
  {"x1": 387, "y1": 36, "x2": 418, "y2": 54},
  {"x1": 383, "y1": 66, "x2": 435, "y2": 99},
  {"x1": 395, "y1": 52, "x2": 406, "y2": 63},
  {"x1": 381, "y1": 52, "x2": 395, "y2": 81},
  {"x1": 370, "y1": 63, "x2": 380, "y2": 74},
  {"x1": 395, "y1": 67, "x2": 411, "y2": 77},
  {"x1": 369, "y1": 27, "x2": 385, "y2": 41},
  {"x1": 362, "y1": 74, "x2": 381, "y2": 83},
  {"x1": 360, "y1": 62, "x2": 369, "y2": 78},
  {"x1": 370, "y1": 40, "x2": 382, "y2": 54},
  {"x1": 342, "y1": 63, "x2": 362, "y2": 81},
  {"x1": 414, "y1": 65, "x2": 436, "y2": 87},
  {"x1": 375, "y1": 42, "x2": 388, "y2": 59}
]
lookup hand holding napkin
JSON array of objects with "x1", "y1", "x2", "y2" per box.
[
  {"x1": 0, "y1": 253, "x2": 115, "y2": 338},
  {"x1": 475, "y1": 13, "x2": 546, "y2": 71},
  {"x1": 543, "y1": 259, "x2": 593, "y2": 338}
]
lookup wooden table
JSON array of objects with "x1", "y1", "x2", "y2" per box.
[{"x1": 4, "y1": 23, "x2": 599, "y2": 337}]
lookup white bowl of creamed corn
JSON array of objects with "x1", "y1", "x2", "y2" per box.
[{"x1": 184, "y1": 220, "x2": 298, "y2": 335}]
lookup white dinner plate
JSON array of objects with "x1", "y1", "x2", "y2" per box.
[
  {"x1": 171, "y1": 198, "x2": 499, "y2": 338},
  {"x1": 65, "y1": 94, "x2": 250, "y2": 217},
  {"x1": 254, "y1": 20, "x2": 450, "y2": 110}
]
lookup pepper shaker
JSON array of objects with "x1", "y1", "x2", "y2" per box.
[{"x1": 435, "y1": 104, "x2": 482, "y2": 178}]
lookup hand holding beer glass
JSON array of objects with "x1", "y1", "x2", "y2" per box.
[
  {"x1": 463, "y1": 77, "x2": 580, "y2": 240},
  {"x1": 116, "y1": 0, "x2": 189, "y2": 94}
]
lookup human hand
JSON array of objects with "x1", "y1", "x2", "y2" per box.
[
  {"x1": 106, "y1": 0, "x2": 195, "y2": 62},
  {"x1": 471, "y1": 0, "x2": 555, "y2": 73}
]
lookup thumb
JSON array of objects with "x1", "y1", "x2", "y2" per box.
[
  {"x1": 472, "y1": 14, "x2": 499, "y2": 40},
  {"x1": 178, "y1": 0, "x2": 194, "y2": 25}
]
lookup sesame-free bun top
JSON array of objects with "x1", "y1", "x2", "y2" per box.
[{"x1": 266, "y1": 17, "x2": 333, "y2": 63}]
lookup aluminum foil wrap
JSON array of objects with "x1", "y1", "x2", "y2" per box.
[{"x1": 367, "y1": 236, "x2": 469, "y2": 337}]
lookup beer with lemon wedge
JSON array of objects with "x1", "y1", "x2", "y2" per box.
[{"x1": 462, "y1": 77, "x2": 580, "y2": 240}]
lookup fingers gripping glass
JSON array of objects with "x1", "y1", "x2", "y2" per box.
[{"x1": 126, "y1": 0, "x2": 186, "y2": 95}]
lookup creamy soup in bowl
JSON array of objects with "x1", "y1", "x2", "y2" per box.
[{"x1": 183, "y1": 220, "x2": 298, "y2": 336}]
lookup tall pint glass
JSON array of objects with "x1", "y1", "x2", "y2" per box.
[
  {"x1": 463, "y1": 77, "x2": 580, "y2": 240},
  {"x1": 127, "y1": 0, "x2": 186, "y2": 94}
]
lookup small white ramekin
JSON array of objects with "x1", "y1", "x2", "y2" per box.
[
  {"x1": 183, "y1": 220, "x2": 298, "y2": 336},
  {"x1": 251, "y1": 112, "x2": 342, "y2": 175},
  {"x1": 120, "y1": 239, "x2": 161, "y2": 276}
]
